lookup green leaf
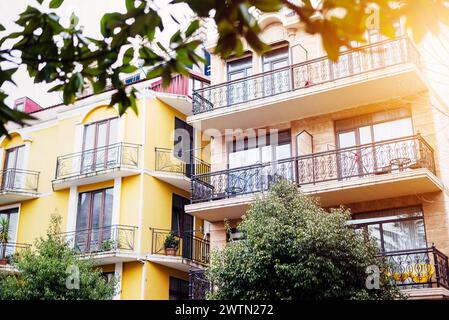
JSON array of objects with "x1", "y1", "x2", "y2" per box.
[{"x1": 49, "y1": 0, "x2": 64, "y2": 9}]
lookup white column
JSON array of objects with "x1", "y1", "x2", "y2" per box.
[
  {"x1": 112, "y1": 177, "x2": 122, "y2": 227},
  {"x1": 66, "y1": 186, "x2": 78, "y2": 232},
  {"x1": 113, "y1": 262, "x2": 123, "y2": 300}
]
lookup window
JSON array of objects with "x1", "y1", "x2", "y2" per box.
[
  {"x1": 169, "y1": 277, "x2": 189, "y2": 300},
  {"x1": 15, "y1": 102, "x2": 24, "y2": 112},
  {"x1": 124, "y1": 74, "x2": 141, "y2": 85},
  {"x1": 82, "y1": 118, "x2": 118, "y2": 172},
  {"x1": 228, "y1": 130, "x2": 291, "y2": 168},
  {"x1": 0, "y1": 208, "x2": 19, "y2": 259},
  {"x1": 352, "y1": 206, "x2": 426, "y2": 252},
  {"x1": 102, "y1": 272, "x2": 115, "y2": 283},
  {"x1": 75, "y1": 188, "x2": 114, "y2": 253},
  {"x1": 2, "y1": 146, "x2": 25, "y2": 190},
  {"x1": 335, "y1": 108, "x2": 414, "y2": 178}
]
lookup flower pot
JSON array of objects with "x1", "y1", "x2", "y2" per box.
[
  {"x1": 165, "y1": 247, "x2": 178, "y2": 256},
  {"x1": 0, "y1": 258, "x2": 7, "y2": 265}
]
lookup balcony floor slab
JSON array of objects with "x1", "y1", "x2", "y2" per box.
[
  {"x1": 146, "y1": 254, "x2": 207, "y2": 272},
  {"x1": 149, "y1": 170, "x2": 191, "y2": 192},
  {"x1": 188, "y1": 64, "x2": 426, "y2": 132},
  {"x1": 186, "y1": 169, "x2": 443, "y2": 222},
  {"x1": 52, "y1": 167, "x2": 140, "y2": 191},
  {"x1": 0, "y1": 191, "x2": 39, "y2": 205}
]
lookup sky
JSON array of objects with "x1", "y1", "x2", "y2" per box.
[{"x1": 0, "y1": 0, "x2": 193, "y2": 108}]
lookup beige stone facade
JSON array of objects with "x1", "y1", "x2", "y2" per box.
[{"x1": 187, "y1": 10, "x2": 449, "y2": 298}]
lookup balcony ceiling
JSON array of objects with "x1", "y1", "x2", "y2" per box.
[
  {"x1": 0, "y1": 191, "x2": 39, "y2": 205},
  {"x1": 188, "y1": 65, "x2": 427, "y2": 132},
  {"x1": 150, "y1": 171, "x2": 191, "y2": 192},
  {"x1": 146, "y1": 254, "x2": 206, "y2": 272},
  {"x1": 156, "y1": 92, "x2": 192, "y2": 116}
]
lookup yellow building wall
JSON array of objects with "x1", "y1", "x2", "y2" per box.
[
  {"x1": 144, "y1": 262, "x2": 188, "y2": 300},
  {"x1": 121, "y1": 261, "x2": 143, "y2": 300}
]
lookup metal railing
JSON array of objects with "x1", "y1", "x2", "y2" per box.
[
  {"x1": 150, "y1": 228, "x2": 210, "y2": 265},
  {"x1": 0, "y1": 242, "x2": 30, "y2": 263},
  {"x1": 189, "y1": 269, "x2": 212, "y2": 300},
  {"x1": 155, "y1": 147, "x2": 210, "y2": 178},
  {"x1": 0, "y1": 168, "x2": 39, "y2": 194},
  {"x1": 55, "y1": 143, "x2": 140, "y2": 180},
  {"x1": 191, "y1": 135, "x2": 435, "y2": 203},
  {"x1": 192, "y1": 37, "x2": 420, "y2": 114},
  {"x1": 60, "y1": 225, "x2": 137, "y2": 255},
  {"x1": 382, "y1": 246, "x2": 449, "y2": 290}
]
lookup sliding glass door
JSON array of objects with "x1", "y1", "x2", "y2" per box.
[{"x1": 75, "y1": 188, "x2": 114, "y2": 253}]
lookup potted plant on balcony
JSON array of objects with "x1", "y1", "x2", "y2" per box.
[
  {"x1": 101, "y1": 239, "x2": 115, "y2": 252},
  {"x1": 164, "y1": 232, "x2": 180, "y2": 256},
  {"x1": 0, "y1": 217, "x2": 9, "y2": 265}
]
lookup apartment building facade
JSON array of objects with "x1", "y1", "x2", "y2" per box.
[
  {"x1": 186, "y1": 10, "x2": 449, "y2": 299},
  {"x1": 0, "y1": 71, "x2": 211, "y2": 300}
]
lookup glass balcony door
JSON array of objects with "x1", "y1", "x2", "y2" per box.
[
  {"x1": 0, "y1": 208, "x2": 18, "y2": 259},
  {"x1": 75, "y1": 188, "x2": 113, "y2": 253},
  {"x1": 2, "y1": 146, "x2": 25, "y2": 190},
  {"x1": 263, "y1": 47, "x2": 290, "y2": 96},
  {"x1": 336, "y1": 112, "x2": 414, "y2": 179},
  {"x1": 172, "y1": 194, "x2": 193, "y2": 260},
  {"x1": 81, "y1": 118, "x2": 118, "y2": 173},
  {"x1": 227, "y1": 57, "x2": 253, "y2": 105}
]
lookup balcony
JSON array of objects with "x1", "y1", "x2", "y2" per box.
[
  {"x1": 151, "y1": 72, "x2": 210, "y2": 116},
  {"x1": 61, "y1": 225, "x2": 138, "y2": 265},
  {"x1": 147, "y1": 228, "x2": 210, "y2": 272},
  {"x1": 189, "y1": 37, "x2": 426, "y2": 131},
  {"x1": 0, "y1": 242, "x2": 30, "y2": 273},
  {"x1": 187, "y1": 135, "x2": 442, "y2": 221},
  {"x1": 0, "y1": 169, "x2": 40, "y2": 204},
  {"x1": 52, "y1": 143, "x2": 140, "y2": 190},
  {"x1": 152, "y1": 148, "x2": 210, "y2": 191},
  {"x1": 382, "y1": 247, "x2": 449, "y2": 299}
]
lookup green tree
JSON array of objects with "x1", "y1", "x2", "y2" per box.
[
  {"x1": 206, "y1": 180, "x2": 401, "y2": 300},
  {"x1": 0, "y1": 0, "x2": 448, "y2": 135},
  {"x1": 0, "y1": 215, "x2": 115, "y2": 300}
]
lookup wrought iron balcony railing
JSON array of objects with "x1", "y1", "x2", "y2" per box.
[
  {"x1": 382, "y1": 246, "x2": 449, "y2": 290},
  {"x1": 55, "y1": 143, "x2": 140, "y2": 180},
  {"x1": 150, "y1": 228, "x2": 210, "y2": 265},
  {"x1": 192, "y1": 37, "x2": 420, "y2": 115},
  {"x1": 192, "y1": 135, "x2": 435, "y2": 203},
  {"x1": 0, "y1": 242, "x2": 30, "y2": 264},
  {"x1": 60, "y1": 225, "x2": 137, "y2": 255},
  {"x1": 155, "y1": 147, "x2": 210, "y2": 178},
  {"x1": 0, "y1": 168, "x2": 39, "y2": 194}
]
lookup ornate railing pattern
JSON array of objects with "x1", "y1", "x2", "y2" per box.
[
  {"x1": 55, "y1": 143, "x2": 140, "y2": 180},
  {"x1": 192, "y1": 37, "x2": 420, "y2": 114},
  {"x1": 0, "y1": 242, "x2": 30, "y2": 263},
  {"x1": 192, "y1": 135, "x2": 435, "y2": 203},
  {"x1": 155, "y1": 148, "x2": 210, "y2": 178},
  {"x1": 382, "y1": 246, "x2": 449, "y2": 289},
  {"x1": 0, "y1": 169, "x2": 39, "y2": 194},
  {"x1": 189, "y1": 269, "x2": 212, "y2": 300},
  {"x1": 150, "y1": 228, "x2": 210, "y2": 265},
  {"x1": 60, "y1": 225, "x2": 137, "y2": 255}
]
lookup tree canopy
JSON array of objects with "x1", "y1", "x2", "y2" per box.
[
  {"x1": 0, "y1": 216, "x2": 115, "y2": 300},
  {"x1": 206, "y1": 180, "x2": 401, "y2": 300},
  {"x1": 0, "y1": 0, "x2": 448, "y2": 135}
]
